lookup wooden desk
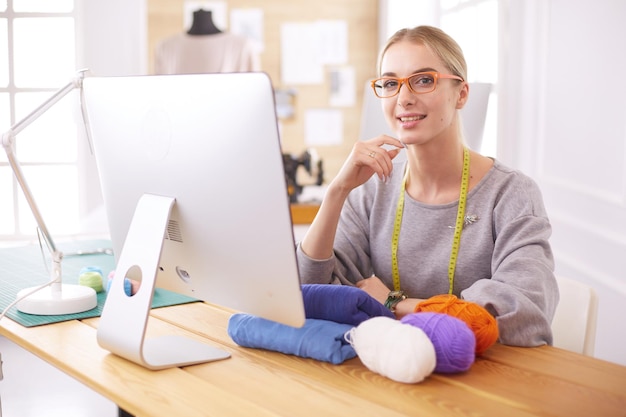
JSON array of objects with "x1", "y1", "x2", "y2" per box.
[
  {"x1": 290, "y1": 204, "x2": 319, "y2": 224},
  {"x1": 2, "y1": 302, "x2": 626, "y2": 417}
]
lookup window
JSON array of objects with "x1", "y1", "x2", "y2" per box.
[{"x1": 0, "y1": 0, "x2": 79, "y2": 242}]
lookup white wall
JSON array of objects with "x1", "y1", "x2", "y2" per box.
[
  {"x1": 498, "y1": 0, "x2": 626, "y2": 366},
  {"x1": 76, "y1": 0, "x2": 147, "y2": 77}
]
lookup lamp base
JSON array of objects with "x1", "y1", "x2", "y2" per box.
[{"x1": 16, "y1": 284, "x2": 97, "y2": 315}]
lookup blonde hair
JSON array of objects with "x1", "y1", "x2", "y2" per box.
[{"x1": 378, "y1": 26, "x2": 467, "y2": 81}]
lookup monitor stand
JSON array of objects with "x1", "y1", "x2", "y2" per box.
[{"x1": 96, "y1": 193, "x2": 230, "y2": 370}]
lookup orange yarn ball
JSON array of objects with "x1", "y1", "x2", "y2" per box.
[{"x1": 415, "y1": 294, "x2": 499, "y2": 355}]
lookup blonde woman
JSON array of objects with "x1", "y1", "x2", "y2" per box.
[{"x1": 297, "y1": 26, "x2": 558, "y2": 347}]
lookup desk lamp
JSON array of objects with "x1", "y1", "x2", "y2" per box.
[{"x1": 1, "y1": 69, "x2": 97, "y2": 315}]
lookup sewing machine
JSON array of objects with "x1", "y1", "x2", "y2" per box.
[{"x1": 282, "y1": 150, "x2": 323, "y2": 203}]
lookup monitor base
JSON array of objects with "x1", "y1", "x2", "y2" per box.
[{"x1": 97, "y1": 193, "x2": 230, "y2": 370}]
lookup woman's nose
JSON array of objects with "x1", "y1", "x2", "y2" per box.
[{"x1": 396, "y1": 82, "x2": 415, "y2": 107}]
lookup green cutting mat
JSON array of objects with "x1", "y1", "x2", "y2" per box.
[{"x1": 0, "y1": 239, "x2": 198, "y2": 327}]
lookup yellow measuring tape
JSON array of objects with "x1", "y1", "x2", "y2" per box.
[
  {"x1": 391, "y1": 147, "x2": 470, "y2": 294},
  {"x1": 390, "y1": 167, "x2": 409, "y2": 292}
]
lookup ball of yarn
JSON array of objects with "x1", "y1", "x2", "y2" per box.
[
  {"x1": 401, "y1": 312, "x2": 475, "y2": 373},
  {"x1": 81, "y1": 265, "x2": 103, "y2": 276},
  {"x1": 346, "y1": 316, "x2": 436, "y2": 383},
  {"x1": 78, "y1": 266, "x2": 104, "y2": 293},
  {"x1": 415, "y1": 294, "x2": 498, "y2": 355},
  {"x1": 105, "y1": 270, "x2": 133, "y2": 296}
]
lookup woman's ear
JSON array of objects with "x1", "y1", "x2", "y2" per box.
[{"x1": 456, "y1": 82, "x2": 469, "y2": 109}]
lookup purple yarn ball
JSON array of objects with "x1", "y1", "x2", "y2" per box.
[{"x1": 401, "y1": 312, "x2": 475, "y2": 373}]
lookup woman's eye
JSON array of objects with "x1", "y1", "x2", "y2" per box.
[
  {"x1": 383, "y1": 80, "x2": 399, "y2": 89},
  {"x1": 413, "y1": 75, "x2": 435, "y2": 86}
]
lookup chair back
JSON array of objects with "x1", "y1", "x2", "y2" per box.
[{"x1": 552, "y1": 276, "x2": 598, "y2": 356}]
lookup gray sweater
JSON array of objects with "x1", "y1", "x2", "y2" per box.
[{"x1": 296, "y1": 159, "x2": 558, "y2": 347}]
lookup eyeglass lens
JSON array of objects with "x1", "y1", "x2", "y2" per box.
[{"x1": 374, "y1": 73, "x2": 437, "y2": 97}]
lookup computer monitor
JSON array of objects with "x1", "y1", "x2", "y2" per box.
[{"x1": 82, "y1": 72, "x2": 306, "y2": 370}]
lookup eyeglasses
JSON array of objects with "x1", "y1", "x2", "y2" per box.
[{"x1": 370, "y1": 71, "x2": 464, "y2": 98}]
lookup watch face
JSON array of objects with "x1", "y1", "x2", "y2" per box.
[{"x1": 389, "y1": 290, "x2": 405, "y2": 299}]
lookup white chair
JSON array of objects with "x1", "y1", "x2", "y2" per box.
[{"x1": 551, "y1": 276, "x2": 599, "y2": 356}]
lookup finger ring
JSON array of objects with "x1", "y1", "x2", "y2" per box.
[{"x1": 368, "y1": 151, "x2": 376, "y2": 158}]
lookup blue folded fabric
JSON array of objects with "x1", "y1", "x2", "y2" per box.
[
  {"x1": 302, "y1": 284, "x2": 394, "y2": 326},
  {"x1": 227, "y1": 314, "x2": 357, "y2": 364}
]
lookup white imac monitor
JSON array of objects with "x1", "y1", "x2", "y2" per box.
[{"x1": 82, "y1": 72, "x2": 306, "y2": 370}]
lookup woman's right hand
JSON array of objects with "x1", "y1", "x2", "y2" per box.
[
  {"x1": 330, "y1": 135, "x2": 404, "y2": 195},
  {"x1": 300, "y1": 135, "x2": 403, "y2": 261}
]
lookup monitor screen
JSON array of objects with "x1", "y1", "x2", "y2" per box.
[{"x1": 82, "y1": 73, "x2": 306, "y2": 368}]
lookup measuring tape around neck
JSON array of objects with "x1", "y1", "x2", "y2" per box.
[{"x1": 390, "y1": 147, "x2": 470, "y2": 294}]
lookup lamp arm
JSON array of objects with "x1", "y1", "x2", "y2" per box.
[
  {"x1": 0, "y1": 69, "x2": 98, "y2": 315},
  {"x1": 2, "y1": 136, "x2": 59, "y2": 254},
  {"x1": 8, "y1": 69, "x2": 88, "y2": 136},
  {"x1": 1, "y1": 69, "x2": 88, "y2": 257}
]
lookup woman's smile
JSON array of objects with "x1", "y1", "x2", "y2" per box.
[{"x1": 397, "y1": 113, "x2": 426, "y2": 128}]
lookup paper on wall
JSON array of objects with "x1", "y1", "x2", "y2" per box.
[
  {"x1": 280, "y1": 23, "x2": 324, "y2": 84},
  {"x1": 280, "y1": 20, "x2": 348, "y2": 85},
  {"x1": 316, "y1": 20, "x2": 348, "y2": 65},
  {"x1": 329, "y1": 66, "x2": 355, "y2": 107},
  {"x1": 231, "y1": 8, "x2": 264, "y2": 52},
  {"x1": 305, "y1": 109, "x2": 343, "y2": 146}
]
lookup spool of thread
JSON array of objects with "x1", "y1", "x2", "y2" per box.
[
  {"x1": 78, "y1": 266, "x2": 104, "y2": 293},
  {"x1": 401, "y1": 312, "x2": 475, "y2": 373},
  {"x1": 415, "y1": 294, "x2": 499, "y2": 355},
  {"x1": 345, "y1": 316, "x2": 436, "y2": 384},
  {"x1": 105, "y1": 270, "x2": 133, "y2": 296}
]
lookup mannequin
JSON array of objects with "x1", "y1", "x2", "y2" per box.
[
  {"x1": 155, "y1": 8, "x2": 260, "y2": 74},
  {"x1": 187, "y1": 9, "x2": 221, "y2": 35}
]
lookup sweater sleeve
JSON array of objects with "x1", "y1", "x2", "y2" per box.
[
  {"x1": 461, "y1": 174, "x2": 559, "y2": 347},
  {"x1": 296, "y1": 183, "x2": 377, "y2": 286}
]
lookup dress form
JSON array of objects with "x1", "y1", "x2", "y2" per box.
[{"x1": 187, "y1": 9, "x2": 221, "y2": 35}]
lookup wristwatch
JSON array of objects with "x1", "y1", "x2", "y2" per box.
[{"x1": 384, "y1": 290, "x2": 407, "y2": 313}]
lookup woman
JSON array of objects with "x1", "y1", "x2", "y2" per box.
[{"x1": 297, "y1": 25, "x2": 558, "y2": 347}]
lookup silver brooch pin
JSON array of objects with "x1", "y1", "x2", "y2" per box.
[{"x1": 448, "y1": 214, "x2": 479, "y2": 229}]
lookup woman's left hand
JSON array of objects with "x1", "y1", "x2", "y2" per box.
[
  {"x1": 356, "y1": 275, "x2": 422, "y2": 319},
  {"x1": 356, "y1": 275, "x2": 392, "y2": 304}
]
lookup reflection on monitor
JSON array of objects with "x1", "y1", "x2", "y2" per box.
[{"x1": 83, "y1": 72, "x2": 306, "y2": 370}]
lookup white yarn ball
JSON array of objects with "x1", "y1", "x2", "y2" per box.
[{"x1": 346, "y1": 316, "x2": 436, "y2": 384}]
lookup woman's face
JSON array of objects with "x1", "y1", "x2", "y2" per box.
[{"x1": 380, "y1": 41, "x2": 467, "y2": 146}]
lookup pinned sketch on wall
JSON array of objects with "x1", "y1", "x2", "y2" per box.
[
  {"x1": 329, "y1": 66, "x2": 355, "y2": 107},
  {"x1": 281, "y1": 23, "x2": 324, "y2": 84},
  {"x1": 305, "y1": 109, "x2": 343, "y2": 146},
  {"x1": 275, "y1": 88, "x2": 297, "y2": 119},
  {"x1": 231, "y1": 8, "x2": 264, "y2": 53},
  {"x1": 316, "y1": 20, "x2": 348, "y2": 66},
  {"x1": 280, "y1": 20, "x2": 348, "y2": 85}
]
